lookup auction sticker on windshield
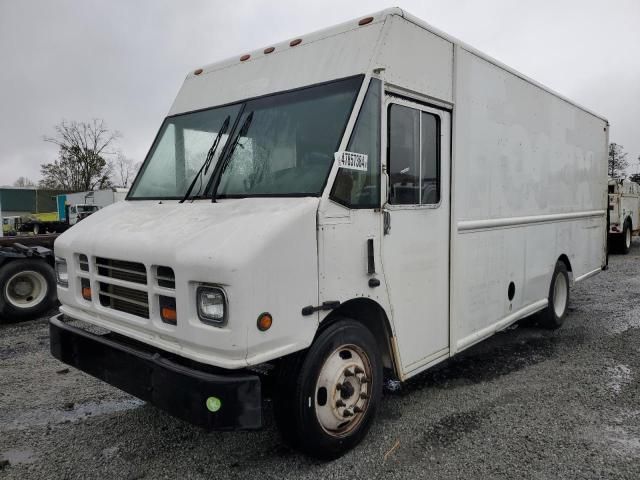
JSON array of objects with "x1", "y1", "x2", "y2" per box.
[{"x1": 335, "y1": 151, "x2": 368, "y2": 172}]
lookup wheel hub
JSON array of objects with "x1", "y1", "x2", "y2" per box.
[
  {"x1": 314, "y1": 345, "x2": 373, "y2": 437},
  {"x1": 13, "y1": 279, "x2": 33, "y2": 297},
  {"x1": 553, "y1": 272, "x2": 568, "y2": 317},
  {"x1": 339, "y1": 380, "x2": 355, "y2": 399},
  {"x1": 4, "y1": 270, "x2": 47, "y2": 309}
]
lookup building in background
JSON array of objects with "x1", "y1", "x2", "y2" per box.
[{"x1": 0, "y1": 187, "x2": 65, "y2": 217}]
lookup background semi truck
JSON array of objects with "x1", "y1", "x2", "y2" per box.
[
  {"x1": 0, "y1": 188, "x2": 129, "y2": 319},
  {"x1": 0, "y1": 237, "x2": 57, "y2": 320},
  {"x1": 50, "y1": 8, "x2": 607, "y2": 457}
]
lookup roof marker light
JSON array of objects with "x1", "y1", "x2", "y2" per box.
[
  {"x1": 240, "y1": 54, "x2": 250, "y2": 61},
  {"x1": 359, "y1": 16, "x2": 374, "y2": 26},
  {"x1": 289, "y1": 38, "x2": 302, "y2": 47},
  {"x1": 264, "y1": 47, "x2": 275, "y2": 54}
]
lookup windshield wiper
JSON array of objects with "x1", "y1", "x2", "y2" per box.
[
  {"x1": 179, "y1": 115, "x2": 230, "y2": 203},
  {"x1": 210, "y1": 111, "x2": 254, "y2": 203}
]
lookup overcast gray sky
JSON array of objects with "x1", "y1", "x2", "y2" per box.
[{"x1": 1, "y1": 0, "x2": 638, "y2": 186}]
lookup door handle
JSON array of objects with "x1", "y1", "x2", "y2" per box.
[{"x1": 383, "y1": 209, "x2": 391, "y2": 235}]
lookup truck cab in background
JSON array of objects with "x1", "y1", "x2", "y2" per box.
[
  {"x1": 67, "y1": 204, "x2": 100, "y2": 226},
  {"x1": 608, "y1": 178, "x2": 639, "y2": 254},
  {"x1": 2, "y1": 216, "x2": 22, "y2": 236}
]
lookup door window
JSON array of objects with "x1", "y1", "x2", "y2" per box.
[
  {"x1": 388, "y1": 104, "x2": 440, "y2": 205},
  {"x1": 330, "y1": 78, "x2": 381, "y2": 208}
]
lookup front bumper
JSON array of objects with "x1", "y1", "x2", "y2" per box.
[{"x1": 49, "y1": 313, "x2": 262, "y2": 430}]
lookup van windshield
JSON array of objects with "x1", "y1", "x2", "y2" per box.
[{"x1": 129, "y1": 76, "x2": 362, "y2": 200}]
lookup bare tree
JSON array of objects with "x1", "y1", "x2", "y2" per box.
[
  {"x1": 113, "y1": 153, "x2": 140, "y2": 188},
  {"x1": 13, "y1": 176, "x2": 35, "y2": 187},
  {"x1": 40, "y1": 119, "x2": 120, "y2": 192},
  {"x1": 608, "y1": 143, "x2": 628, "y2": 178}
]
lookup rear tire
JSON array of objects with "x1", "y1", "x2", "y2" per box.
[
  {"x1": 273, "y1": 319, "x2": 383, "y2": 459},
  {"x1": 0, "y1": 259, "x2": 57, "y2": 320},
  {"x1": 539, "y1": 261, "x2": 570, "y2": 329},
  {"x1": 619, "y1": 221, "x2": 632, "y2": 254}
]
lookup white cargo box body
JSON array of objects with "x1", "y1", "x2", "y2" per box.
[
  {"x1": 54, "y1": 8, "x2": 607, "y2": 381},
  {"x1": 450, "y1": 46, "x2": 607, "y2": 353}
]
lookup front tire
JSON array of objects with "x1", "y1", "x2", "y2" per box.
[
  {"x1": 539, "y1": 261, "x2": 570, "y2": 329},
  {"x1": 0, "y1": 259, "x2": 57, "y2": 320},
  {"x1": 273, "y1": 319, "x2": 383, "y2": 459}
]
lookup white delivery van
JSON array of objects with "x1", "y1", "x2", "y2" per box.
[
  {"x1": 608, "y1": 178, "x2": 639, "y2": 254},
  {"x1": 50, "y1": 8, "x2": 608, "y2": 458}
]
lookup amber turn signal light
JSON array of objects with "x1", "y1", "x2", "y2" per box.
[
  {"x1": 161, "y1": 307, "x2": 177, "y2": 323},
  {"x1": 81, "y1": 278, "x2": 91, "y2": 300},
  {"x1": 160, "y1": 296, "x2": 177, "y2": 325},
  {"x1": 257, "y1": 312, "x2": 273, "y2": 331}
]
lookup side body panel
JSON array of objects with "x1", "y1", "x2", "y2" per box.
[
  {"x1": 374, "y1": 15, "x2": 453, "y2": 104},
  {"x1": 316, "y1": 16, "x2": 455, "y2": 378},
  {"x1": 450, "y1": 46, "x2": 607, "y2": 353}
]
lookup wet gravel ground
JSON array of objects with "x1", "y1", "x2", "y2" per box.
[{"x1": 2, "y1": 244, "x2": 640, "y2": 479}]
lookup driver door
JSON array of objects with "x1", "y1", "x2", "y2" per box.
[{"x1": 382, "y1": 96, "x2": 451, "y2": 373}]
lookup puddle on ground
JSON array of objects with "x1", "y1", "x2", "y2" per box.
[
  {"x1": 606, "y1": 426, "x2": 640, "y2": 457},
  {"x1": 605, "y1": 308, "x2": 640, "y2": 335},
  {"x1": 1, "y1": 398, "x2": 145, "y2": 431},
  {"x1": 388, "y1": 408, "x2": 486, "y2": 462},
  {"x1": 0, "y1": 448, "x2": 37, "y2": 465},
  {"x1": 421, "y1": 409, "x2": 484, "y2": 448},
  {"x1": 607, "y1": 364, "x2": 632, "y2": 395}
]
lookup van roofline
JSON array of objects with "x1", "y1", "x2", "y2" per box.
[
  {"x1": 188, "y1": 6, "x2": 607, "y2": 124},
  {"x1": 394, "y1": 8, "x2": 608, "y2": 123}
]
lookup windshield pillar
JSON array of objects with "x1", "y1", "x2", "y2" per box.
[{"x1": 175, "y1": 125, "x2": 185, "y2": 191}]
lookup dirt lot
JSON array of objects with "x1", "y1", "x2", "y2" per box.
[{"x1": 2, "y1": 244, "x2": 640, "y2": 479}]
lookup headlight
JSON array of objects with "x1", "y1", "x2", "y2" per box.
[
  {"x1": 55, "y1": 257, "x2": 68, "y2": 287},
  {"x1": 197, "y1": 286, "x2": 226, "y2": 326}
]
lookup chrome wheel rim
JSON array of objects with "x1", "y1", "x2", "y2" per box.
[
  {"x1": 553, "y1": 272, "x2": 568, "y2": 317},
  {"x1": 4, "y1": 270, "x2": 47, "y2": 309},
  {"x1": 314, "y1": 344, "x2": 372, "y2": 437}
]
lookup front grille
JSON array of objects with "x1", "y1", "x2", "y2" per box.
[
  {"x1": 96, "y1": 257, "x2": 147, "y2": 284},
  {"x1": 156, "y1": 266, "x2": 175, "y2": 289},
  {"x1": 99, "y1": 283, "x2": 149, "y2": 319},
  {"x1": 61, "y1": 316, "x2": 111, "y2": 336},
  {"x1": 79, "y1": 254, "x2": 89, "y2": 272}
]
